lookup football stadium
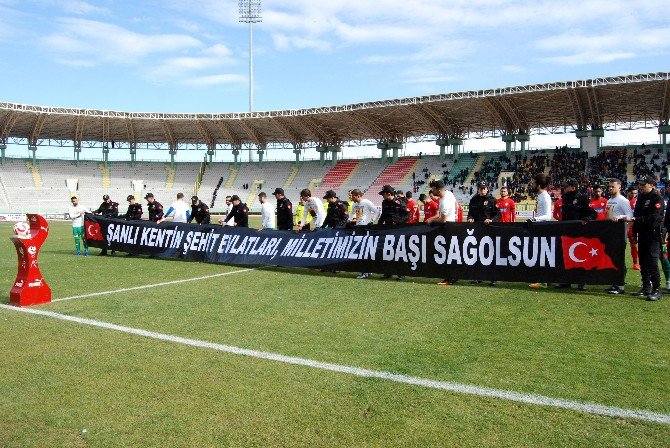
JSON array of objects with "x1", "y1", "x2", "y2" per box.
[{"x1": 1, "y1": 1, "x2": 670, "y2": 446}]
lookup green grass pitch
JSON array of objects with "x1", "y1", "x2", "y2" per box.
[{"x1": 1, "y1": 219, "x2": 669, "y2": 447}]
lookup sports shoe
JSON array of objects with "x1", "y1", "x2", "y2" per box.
[
  {"x1": 437, "y1": 279, "x2": 452, "y2": 286},
  {"x1": 84, "y1": 250, "x2": 88, "y2": 257},
  {"x1": 632, "y1": 289, "x2": 650, "y2": 297},
  {"x1": 647, "y1": 289, "x2": 661, "y2": 301},
  {"x1": 489, "y1": 281, "x2": 498, "y2": 287},
  {"x1": 529, "y1": 283, "x2": 547, "y2": 289},
  {"x1": 606, "y1": 286, "x2": 624, "y2": 295},
  {"x1": 632, "y1": 264, "x2": 641, "y2": 271},
  {"x1": 665, "y1": 280, "x2": 670, "y2": 290},
  {"x1": 356, "y1": 273, "x2": 370, "y2": 279}
]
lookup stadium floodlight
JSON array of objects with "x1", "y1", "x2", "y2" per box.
[{"x1": 239, "y1": 0, "x2": 262, "y2": 114}]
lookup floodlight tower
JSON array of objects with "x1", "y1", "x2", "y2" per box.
[{"x1": 239, "y1": 0, "x2": 262, "y2": 161}]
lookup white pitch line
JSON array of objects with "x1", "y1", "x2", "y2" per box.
[
  {"x1": 1, "y1": 304, "x2": 668, "y2": 425},
  {"x1": 52, "y1": 267, "x2": 260, "y2": 302}
]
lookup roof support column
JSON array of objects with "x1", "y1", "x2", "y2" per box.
[
  {"x1": 377, "y1": 143, "x2": 389, "y2": 164},
  {"x1": 168, "y1": 147, "x2": 177, "y2": 169},
  {"x1": 436, "y1": 139, "x2": 447, "y2": 161},
  {"x1": 256, "y1": 146, "x2": 265, "y2": 167},
  {"x1": 1, "y1": 143, "x2": 7, "y2": 165},
  {"x1": 449, "y1": 137, "x2": 463, "y2": 162},
  {"x1": 129, "y1": 144, "x2": 137, "y2": 167},
  {"x1": 501, "y1": 134, "x2": 515, "y2": 158},
  {"x1": 328, "y1": 145, "x2": 341, "y2": 166},
  {"x1": 73, "y1": 144, "x2": 81, "y2": 166},
  {"x1": 206, "y1": 146, "x2": 215, "y2": 165},
  {"x1": 659, "y1": 125, "x2": 670, "y2": 153},
  {"x1": 102, "y1": 144, "x2": 110, "y2": 167},
  {"x1": 292, "y1": 147, "x2": 302, "y2": 165},
  {"x1": 389, "y1": 142, "x2": 402, "y2": 164},
  {"x1": 516, "y1": 133, "x2": 530, "y2": 157},
  {"x1": 575, "y1": 129, "x2": 602, "y2": 157},
  {"x1": 28, "y1": 145, "x2": 37, "y2": 165},
  {"x1": 316, "y1": 145, "x2": 329, "y2": 167}
]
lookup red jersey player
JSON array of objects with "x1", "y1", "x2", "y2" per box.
[
  {"x1": 405, "y1": 191, "x2": 420, "y2": 223},
  {"x1": 496, "y1": 186, "x2": 516, "y2": 222},
  {"x1": 589, "y1": 185, "x2": 608, "y2": 220},
  {"x1": 421, "y1": 193, "x2": 438, "y2": 221}
]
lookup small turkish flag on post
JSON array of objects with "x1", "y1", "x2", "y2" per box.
[
  {"x1": 86, "y1": 221, "x2": 104, "y2": 241},
  {"x1": 561, "y1": 237, "x2": 617, "y2": 270}
]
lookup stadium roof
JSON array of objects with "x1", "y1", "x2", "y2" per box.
[{"x1": 1, "y1": 71, "x2": 669, "y2": 150}]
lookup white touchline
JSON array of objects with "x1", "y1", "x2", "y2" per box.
[
  {"x1": 1, "y1": 304, "x2": 669, "y2": 425},
  {"x1": 52, "y1": 267, "x2": 260, "y2": 302}
]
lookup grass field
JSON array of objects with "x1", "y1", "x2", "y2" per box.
[{"x1": 1, "y1": 219, "x2": 669, "y2": 447}]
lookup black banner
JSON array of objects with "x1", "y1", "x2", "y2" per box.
[{"x1": 84, "y1": 214, "x2": 626, "y2": 285}]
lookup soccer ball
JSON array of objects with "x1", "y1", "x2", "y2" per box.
[{"x1": 13, "y1": 221, "x2": 31, "y2": 239}]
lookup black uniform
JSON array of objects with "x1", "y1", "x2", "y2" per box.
[
  {"x1": 147, "y1": 201, "x2": 164, "y2": 223},
  {"x1": 633, "y1": 190, "x2": 664, "y2": 292},
  {"x1": 224, "y1": 203, "x2": 249, "y2": 227},
  {"x1": 94, "y1": 201, "x2": 119, "y2": 218},
  {"x1": 378, "y1": 198, "x2": 409, "y2": 225},
  {"x1": 125, "y1": 203, "x2": 143, "y2": 221},
  {"x1": 189, "y1": 202, "x2": 211, "y2": 224},
  {"x1": 467, "y1": 194, "x2": 500, "y2": 222},
  {"x1": 322, "y1": 200, "x2": 349, "y2": 228},
  {"x1": 276, "y1": 197, "x2": 293, "y2": 230},
  {"x1": 560, "y1": 191, "x2": 597, "y2": 221}
]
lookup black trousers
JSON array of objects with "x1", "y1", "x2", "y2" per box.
[{"x1": 638, "y1": 236, "x2": 661, "y2": 290}]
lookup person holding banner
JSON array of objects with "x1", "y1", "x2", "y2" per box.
[
  {"x1": 528, "y1": 173, "x2": 553, "y2": 289},
  {"x1": 605, "y1": 178, "x2": 634, "y2": 295},
  {"x1": 272, "y1": 188, "x2": 293, "y2": 231},
  {"x1": 94, "y1": 194, "x2": 118, "y2": 256},
  {"x1": 496, "y1": 186, "x2": 516, "y2": 223},
  {"x1": 223, "y1": 195, "x2": 249, "y2": 227},
  {"x1": 627, "y1": 186, "x2": 640, "y2": 270},
  {"x1": 258, "y1": 192, "x2": 276, "y2": 231},
  {"x1": 322, "y1": 190, "x2": 349, "y2": 228},
  {"x1": 297, "y1": 189, "x2": 325, "y2": 232},
  {"x1": 159, "y1": 193, "x2": 190, "y2": 224},
  {"x1": 632, "y1": 176, "x2": 664, "y2": 301},
  {"x1": 349, "y1": 188, "x2": 381, "y2": 279},
  {"x1": 426, "y1": 180, "x2": 458, "y2": 286},
  {"x1": 467, "y1": 181, "x2": 501, "y2": 286}
]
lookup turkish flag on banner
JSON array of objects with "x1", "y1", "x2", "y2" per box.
[
  {"x1": 561, "y1": 237, "x2": 617, "y2": 270},
  {"x1": 86, "y1": 221, "x2": 104, "y2": 241}
]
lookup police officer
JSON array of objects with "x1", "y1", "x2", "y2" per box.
[
  {"x1": 632, "y1": 176, "x2": 664, "y2": 301},
  {"x1": 556, "y1": 178, "x2": 597, "y2": 291},
  {"x1": 378, "y1": 184, "x2": 409, "y2": 280},
  {"x1": 93, "y1": 194, "x2": 118, "y2": 256},
  {"x1": 125, "y1": 195, "x2": 143, "y2": 220},
  {"x1": 467, "y1": 181, "x2": 500, "y2": 224},
  {"x1": 124, "y1": 195, "x2": 143, "y2": 257},
  {"x1": 322, "y1": 190, "x2": 349, "y2": 228},
  {"x1": 467, "y1": 181, "x2": 500, "y2": 286},
  {"x1": 222, "y1": 195, "x2": 249, "y2": 227},
  {"x1": 144, "y1": 193, "x2": 164, "y2": 223},
  {"x1": 273, "y1": 188, "x2": 293, "y2": 230},
  {"x1": 378, "y1": 185, "x2": 409, "y2": 225},
  {"x1": 189, "y1": 196, "x2": 211, "y2": 224}
]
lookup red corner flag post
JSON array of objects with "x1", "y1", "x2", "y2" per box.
[{"x1": 9, "y1": 214, "x2": 52, "y2": 307}]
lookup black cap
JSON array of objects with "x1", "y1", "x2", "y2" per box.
[
  {"x1": 566, "y1": 178, "x2": 579, "y2": 188},
  {"x1": 430, "y1": 179, "x2": 445, "y2": 189},
  {"x1": 191, "y1": 196, "x2": 198, "y2": 202},
  {"x1": 126, "y1": 195, "x2": 135, "y2": 201},
  {"x1": 272, "y1": 187, "x2": 284, "y2": 195},
  {"x1": 379, "y1": 185, "x2": 395, "y2": 195},
  {"x1": 477, "y1": 181, "x2": 488, "y2": 189},
  {"x1": 103, "y1": 194, "x2": 110, "y2": 200},
  {"x1": 231, "y1": 195, "x2": 240, "y2": 201},
  {"x1": 323, "y1": 190, "x2": 337, "y2": 199},
  {"x1": 144, "y1": 193, "x2": 154, "y2": 199},
  {"x1": 637, "y1": 175, "x2": 656, "y2": 186}
]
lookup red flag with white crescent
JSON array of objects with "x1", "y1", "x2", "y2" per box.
[{"x1": 561, "y1": 236, "x2": 617, "y2": 270}]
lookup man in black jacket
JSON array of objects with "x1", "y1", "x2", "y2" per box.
[
  {"x1": 378, "y1": 185, "x2": 409, "y2": 225},
  {"x1": 633, "y1": 176, "x2": 665, "y2": 301},
  {"x1": 125, "y1": 195, "x2": 143, "y2": 221},
  {"x1": 556, "y1": 178, "x2": 596, "y2": 291},
  {"x1": 322, "y1": 190, "x2": 349, "y2": 228},
  {"x1": 144, "y1": 193, "x2": 164, "y2": 223},
  {"x1": 467, "y1": 181, "x2": 500, "y2": 224},
  {"x1": 467, "y1": 181, "x2": 500, "y2": 286},
  {"x1": 273, "y1": 188, "x2": 293, "y2": 230},
  {"x1": 223, "y1": 195, "x2": 249, "y2": 227},
  {"x1": 94, "y1": 194, "x2": 118, "y2": 256},
  {"x1": 189, "y1": 196, "x2": 211, "y2": 224}
]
